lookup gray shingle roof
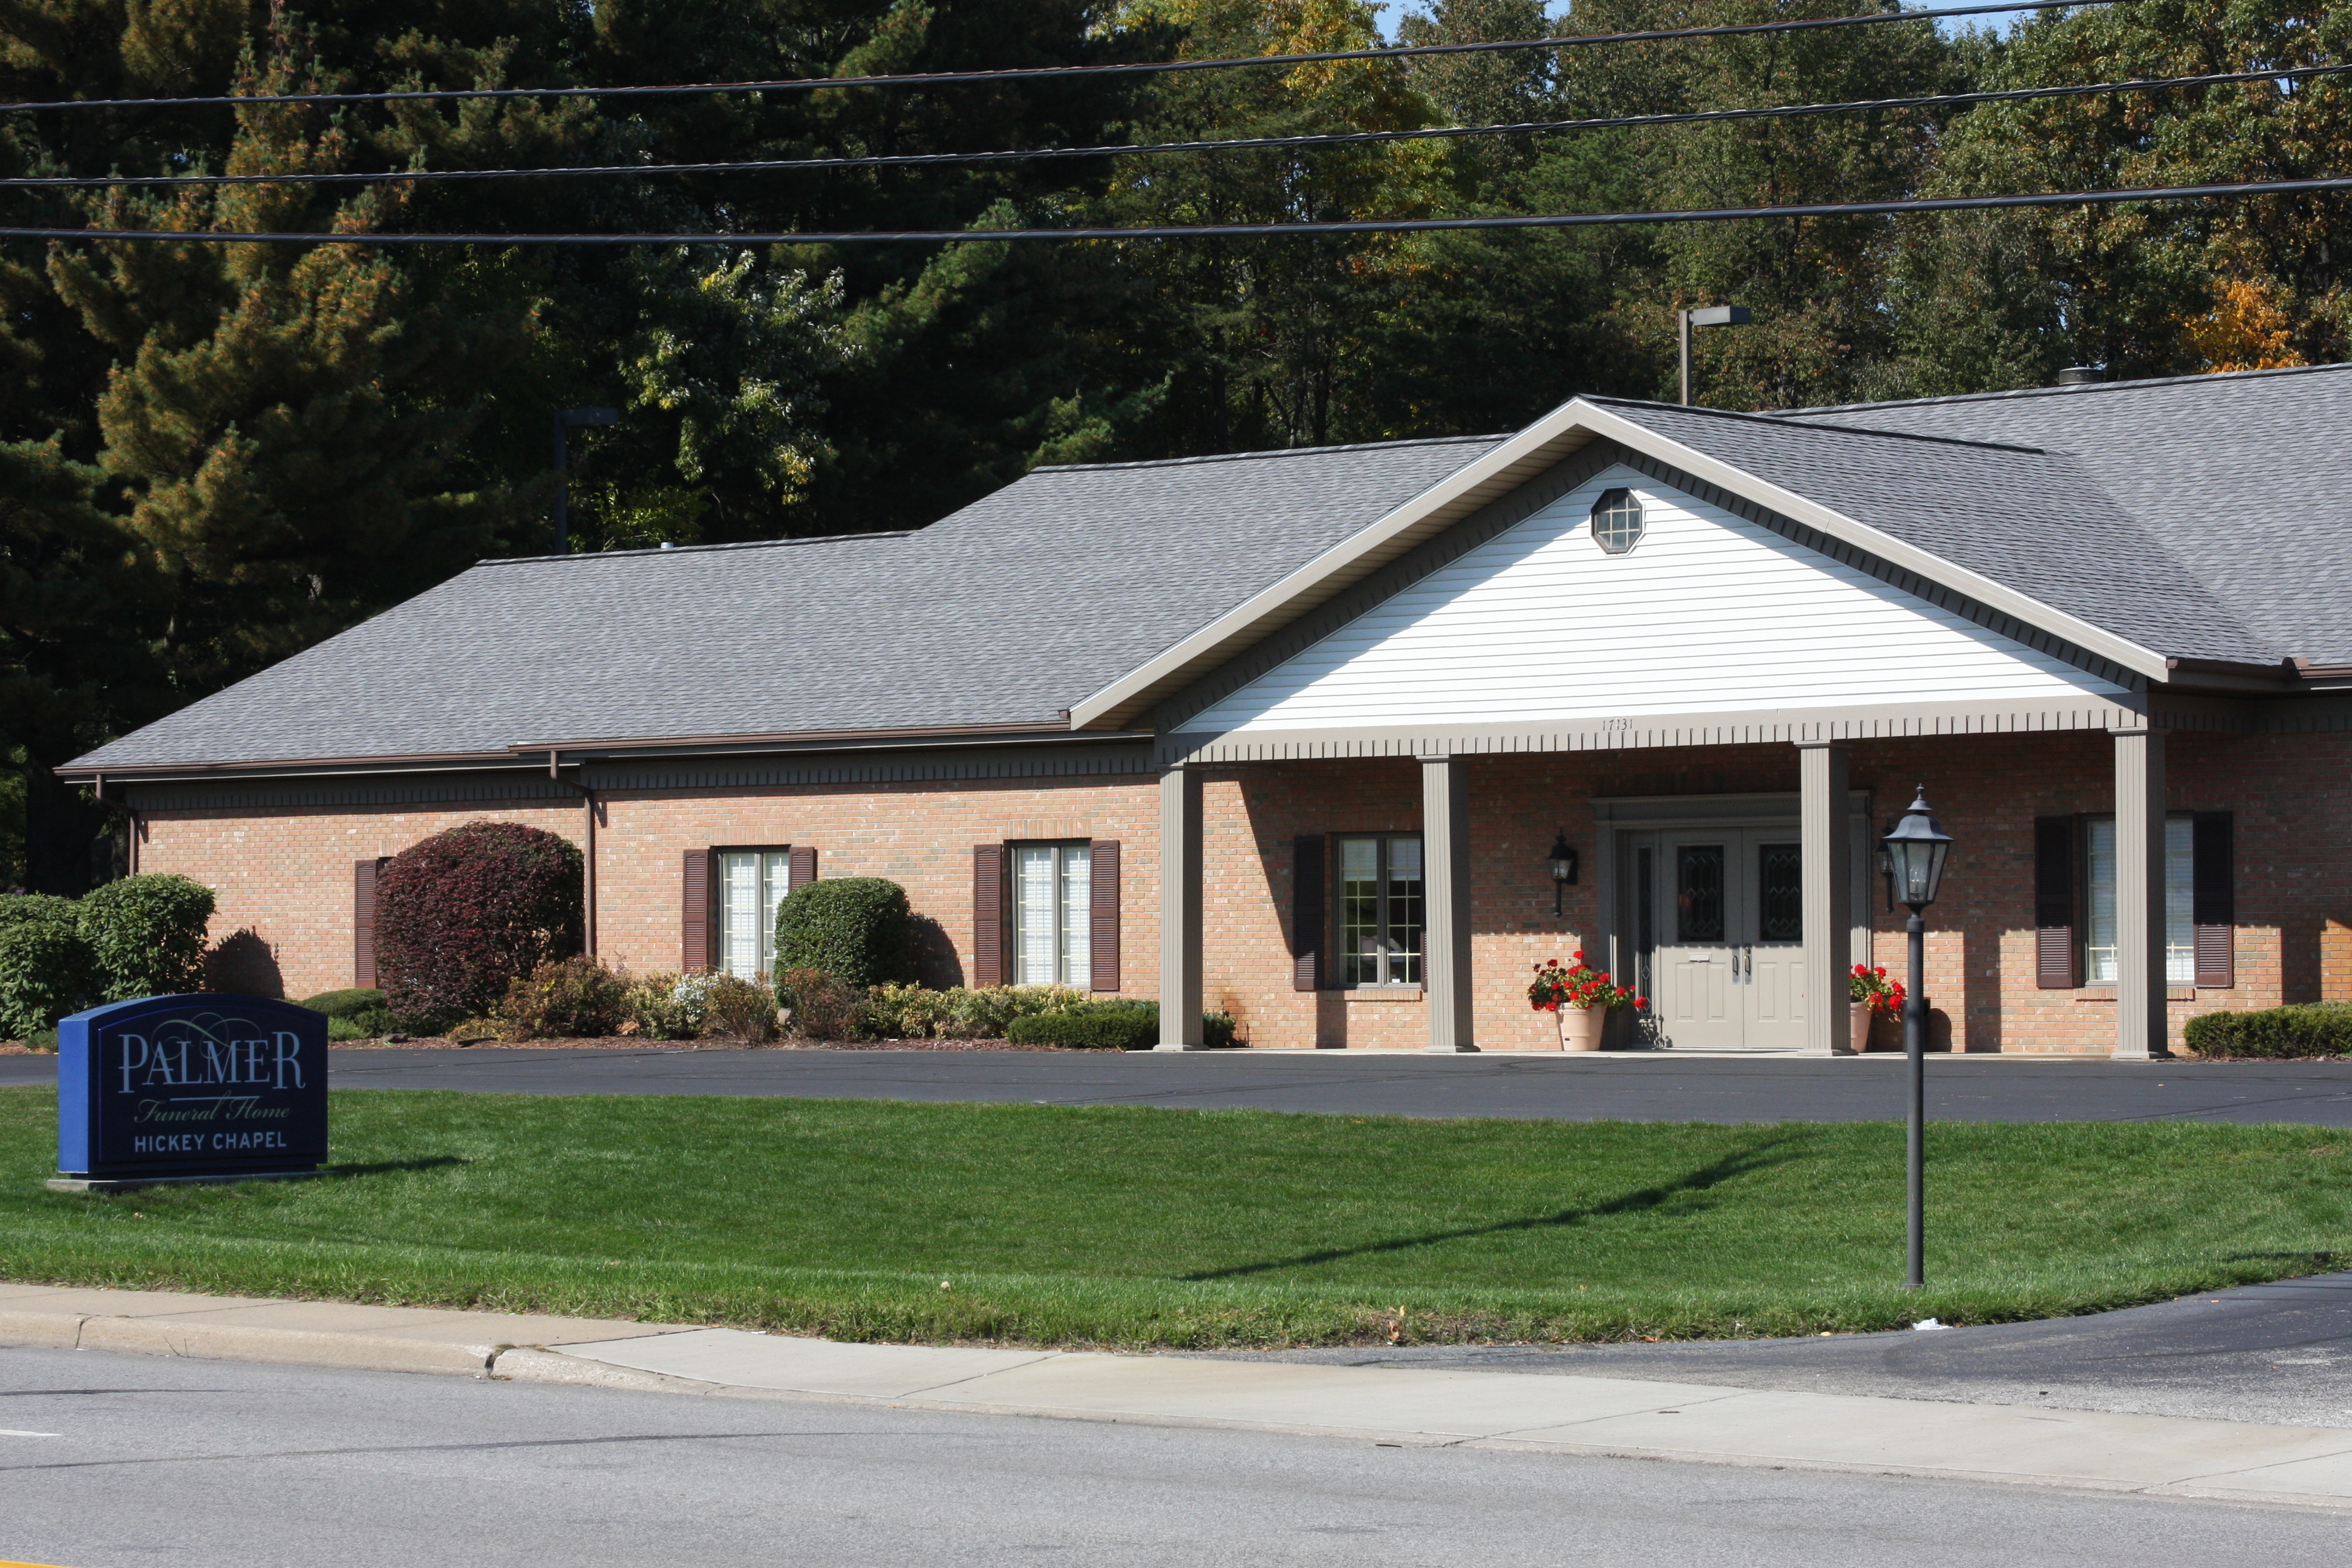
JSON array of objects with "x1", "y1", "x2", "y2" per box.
[
  {"x1": 1778, "y1": 363, "x2": 2352, "y2": 665},
  {"x1": 73, "y1": 434, "x2": 1503, "y2": 769},
  {"x1": 1589, "y1": 397, "x2": 2274, "y2": 665}
]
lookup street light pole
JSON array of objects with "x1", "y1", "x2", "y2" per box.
[
  {"x1": 1880, "y1": 786, "x2": 1953, "y2": 1292},
  {"x1": 552, "y1": 407, "x2": 619, "y2": 552},
  {"x1": 1677, "y1": 304, "x2": 1752, "y2": 405},
  {"x1": 1905, "y1": 902, "x2": 1927, "y2": 1289}
]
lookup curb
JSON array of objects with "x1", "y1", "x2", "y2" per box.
[{"x1": 0, "y1": 1308, "x2": 501, "y2": 1377}]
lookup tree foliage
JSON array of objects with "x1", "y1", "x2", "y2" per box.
[{"x1": 3, "y1": 1, "x2": 2346, "y2": 881}]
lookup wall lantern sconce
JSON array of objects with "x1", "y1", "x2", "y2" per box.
[{"x1": 1547, "y1": 832, "x2": 1579, "y2": 914}]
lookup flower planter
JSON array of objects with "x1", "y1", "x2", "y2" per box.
[
  {"x1": 1847, "y1": 1001, "x2": 1875, "y2": 1054},
  {"x1": 1557, "y1": 1006, "x2": 1604, "y2": 1052}
]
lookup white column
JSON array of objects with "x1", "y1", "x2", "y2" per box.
[
  {"x1": 1422, "y1": 755, "x2": 1477, "y2": 1053},
  {"x1": 2114, "y1": 727, "x2": 2168, "y2": 1059},
  {"x1": 1798, "y1": 741, "x2": 1851, "y2": 1056},
  {"x1": 1154, "y1": 764, "x2": 1206, "y2": 1050}
]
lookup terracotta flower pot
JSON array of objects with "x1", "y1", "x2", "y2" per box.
[
  {"x1": 1848, "y1": 1001, "x2": 1875, "y2": 1053},
  {"x1": 1558, "y1": 1005, "x2": 1604, "y2": 1052}
]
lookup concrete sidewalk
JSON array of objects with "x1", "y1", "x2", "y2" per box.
[{"x1": 6, "y1": 1279, "x2": 2352, "y2": 1510}]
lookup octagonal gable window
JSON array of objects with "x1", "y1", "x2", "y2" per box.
[{"x1": 1589, "y1": 488, "x2": 1645, "y2": 554}]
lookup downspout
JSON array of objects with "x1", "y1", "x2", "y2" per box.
[{"x1": 550, "y1": 753, "x2": 598, "y2": 959}]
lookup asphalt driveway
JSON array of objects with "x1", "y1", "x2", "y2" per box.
[{"x1": 8, "y1": 1047, "x2": 2348, "y2": 1124}]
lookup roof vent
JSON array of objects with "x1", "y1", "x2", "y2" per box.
[{"x1": 2056, "y1": 365, "x2": 2104, "y2": 386}]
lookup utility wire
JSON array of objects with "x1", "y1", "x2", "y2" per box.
[
  {"x1": 5, "y1": 174, "x2": 2347, "y2": 246},
  {"x1": 0, "y1": 1, "x2": 2106, "y2": 113},
  {"x1": 2, "y1": 60, "x2": 2330, "y2": 189}
]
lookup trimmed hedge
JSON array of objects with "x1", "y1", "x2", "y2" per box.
[
  {"x1": 299, "y1": 987, "x2": 394, "y2": 1042},
  {"x1": 1005, "y1": 1001, "x2": 1239, "y2": 1051},
  {"x1": 774, "y1": 878, "x2": 913, "y2": 991},
  {"x1": 79, "y1": 873, "x2": 215, "y2": 1001},
  {"x1": 2183, "y1": 1003, "x2": 2352, "y2": 1059},
  {"x1": 376, "y1": 822, "x2": 584, "y2": 1033}
]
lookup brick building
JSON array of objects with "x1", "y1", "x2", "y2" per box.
[{"x1": 62, "y1": 365, "x2": 2352, "y2": 1056}]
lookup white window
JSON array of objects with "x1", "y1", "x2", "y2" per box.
[
  {"x1": 1589, "y1": 487, "x2": 1645, "y2": 554},
  {"x1": 718, "y1": 848, "x2": 793, "y2": 981},
  {"x1": 1013, "y1": 842, "x2": 1091, "y2": 986},
  {"x1": 1339, "y1": 834, "x2": 1424, "y2": 987},
  {"x1": 2083, "y1": 817, "x2": 2194, "y2": 985}
]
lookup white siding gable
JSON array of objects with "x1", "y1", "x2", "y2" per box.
[{"x1": 1183, "y1": 464, "x2": 2125, "y2": 735}]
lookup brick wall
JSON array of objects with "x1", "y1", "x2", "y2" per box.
[{"x1": 138, "y1": 727, "x2": 2352, "y2": 1053}]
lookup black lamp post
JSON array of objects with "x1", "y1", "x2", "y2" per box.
[
  {"x1": 553, "y1": 407, "x2": 619, "y2": 552},
  {"x1": 1880, "y1": 786, "x2": 1953, "y2": 1290},
  {"x1": 1547, "y1": 832, "x2": 1578, "y2": 916}
]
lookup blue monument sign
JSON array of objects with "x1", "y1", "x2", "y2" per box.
[{"x1": 56, "y1": 994, "x2": 328, "y2": 1187}]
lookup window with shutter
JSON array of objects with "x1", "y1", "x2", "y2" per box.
[
  {"x1": 2192, "y1": 812, "x2": 2235, "y2": 988},
  {"x1": 1292, "y1": 835, "x2": 1325, "y2": 991},
  {"x1": 2032, "y1": 817, "x2": 2077, "y2": 989},
  {"x1": 1089, "y1": 840, "x2": 1120, "y2": 993}
]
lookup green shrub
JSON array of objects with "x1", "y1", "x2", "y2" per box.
[
  {"x1": 774, "y1": 878, "x2": 913, "y2": 991},
  {"x1": 2183, "y1": 1003, "x2": 2352, "y2": 1059},
  {"x1": 1002, "y1": 1001, "x2": 1239, "y2": 1051},
  {"x1": 0, "y1": 919, "x2": 100, "y2": 1039},
  {"x1": 861, "y1": 980, "x2": 949, "y2": 1039},
  {"x1": 775, "y1": 966, "x2": 858, "y2": 1040},
  {"x1": 0, "y1": 893, "x2": 79, "y2": 933},
  {"x1": 701, "y1": 973, "x2": 780, "y2": 1044},
  {"x1": 950, "y1": 984, "x2": 1088, "y2": 1038},
  {"x1": 77, "y1": 873, "x2": 215, "y2": 1000},
  {"x1": 301, "y1": 987, "x2": 394, "y2": 1040},
  {"x1": 624, "y1": 972, "x2": 705, "y2": 1040},
  {"x1": 498, "y1": 956, "x2": 630, "y2": 1039}
]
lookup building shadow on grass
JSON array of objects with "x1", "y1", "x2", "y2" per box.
[
  {"x1": 1181, "y1": 1134, "x2": 1813, "y2": 1282},
  {"x1": 325, "y1": 1155, "x2": 470, "y2": 1178}
]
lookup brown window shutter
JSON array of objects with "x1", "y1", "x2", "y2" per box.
[
  {"x1": 2033, "y1": 815, "x2": 2078, "y2": 989},
  {"x1": 789, "y1": 844, "x2": 817, "y2": 889},
  {"x1": 1088, "y1": 840, "x2": 1121, "y2": 992},
  {"x1": 353, "y1": 858, "x2": 384, "y2": 988},
  {"x1": 1292, "y1": 834, "x2": 1327, "y2": 991},
  {"x1": 2193, "y1": 811, "x2": 2235, "y2": 988},
  {"x1": 973, "y1": 844, "x2": 1008, "y2": 988},
  {"x1": 682, "y1": 849, "x2": 714, "y2": 972}
]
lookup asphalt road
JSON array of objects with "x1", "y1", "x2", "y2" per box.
[
  {"x1": 3, "y1": 1345, "x2": 2349, "y2": 1568},
  {"x1": 1212, "y1": 1269, "x2": 2352, "y2": 1429},
  {"x1": 8, "y1": 1046, "x2": 2343, "y2": 1124}
]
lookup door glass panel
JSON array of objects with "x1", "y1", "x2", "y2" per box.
[
  {"x1": 1060, "y1": 844, "x2": 1092, "y2": 985},
  {"x1": 720, "y1": 852, "x2": 761, "y2": 979},
  {"x1": 1757, "y1": 841, "x2": 1802, "y2": 942},
  {"x1": 1634, "y1": 846, "x2": 1655, "y2": 1009},
  {"x1": 1386, "y1": 837, "x2": 1425, "y2": 986},
  {"x1": 2164, "y1": 817, "x2": 2194, "y2": 985},
  {"x1": 760, "y1": 853, "x2": 791, "y2": 978},
  {"x1": 1676, "y1": 845, "x2": 1725, "y2": 942},
  {"x1": 1014, "y1": 846, "x2": 1057, "y2": 985},
  {"x1": 2085, "y1": 818, "x2": 2117, "y2": 982},
  {"x1": 1340, "y1": 837, "x2": 1380, "y2": 985}
]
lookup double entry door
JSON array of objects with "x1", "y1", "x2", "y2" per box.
[{"x1": 1649, "y1": 828, "x2": 1808, "y2": 1050}]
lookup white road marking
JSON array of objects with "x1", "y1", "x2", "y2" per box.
[{"x1": 0, "y1": 1429, "x2": 62, "y2": 1437}]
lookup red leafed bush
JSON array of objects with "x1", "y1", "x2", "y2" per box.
[{"x1": 376, "y1": 822, "x2": 584, "y2": 1031}]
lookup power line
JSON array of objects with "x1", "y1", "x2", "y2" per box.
[
  {"x1": 4, "y1": 60, "x2": 2330, "y2": 190},
  {"x1": 0, "y1": 2, "x2": 2106, "y2": 114},
  {"x1": 5, "y1": 174, "x2": 2346, "y2": 247}
]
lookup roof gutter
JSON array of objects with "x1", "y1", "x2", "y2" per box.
[{"x1": 58, "y1": 721, "x2": 1145, "y2": 786}]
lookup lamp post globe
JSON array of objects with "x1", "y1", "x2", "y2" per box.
[
  {"x1": 1883, "y1": 788, "x2": 1954, "y2": 910},
  {"x1": 1879, "y1": 786, "x2": 1953, "y2": 1293}
]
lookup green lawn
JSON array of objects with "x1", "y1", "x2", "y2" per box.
[{"x1": 1, "y1": 1086, "x2": 2345, "y2": 1347}]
